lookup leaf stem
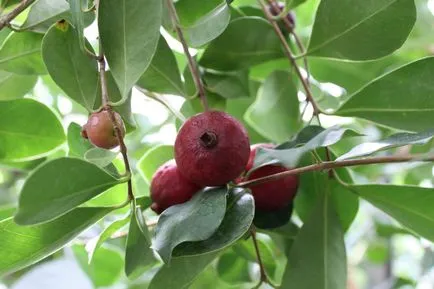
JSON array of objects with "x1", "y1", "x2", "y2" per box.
[
  {"x1": 258, "y1": 0, "x2": 320, "y2": 116},
  {"x1": 0, "y1": 0, "x2": 36, "y2": 30},
  {"x1": 96, "y1": 3, "x2": 134, "y2": 202},
  {"x1": 237, "y1": 154, "x2": 434, "y2": 188},
  {"x1": 165, "y1": 0, "x2": 209, "y2": 112},
  {"x1": 137, "y1": 88, "x2": 187, "y2": 122}
]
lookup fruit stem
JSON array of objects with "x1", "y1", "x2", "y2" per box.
[
  {"x1": 250, "y1": 226, "x2": 271, "y2": 288},
  {"x1": 237, "y1": 154, "x2": 434, "y2": 188},
  {"x1": 258, "y1": 0, "x2": 320, "y2": 117},
  {"x1": 0, "y1": 0, "x2": 36, "y2": 30},
  {"x1": 97, "y1": 2, "x2": 134, "y2": 202},
  {"x1": 165, "y1": 0, "x2": 209, "y2": 112}
]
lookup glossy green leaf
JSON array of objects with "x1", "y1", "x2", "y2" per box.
[
  {"x1": 153, "y1": 187, "x2": 227, "y2": 263},
  {"x1": 73, "y1": 244, "x2": 123, "y2": 287},
  {"x1": 337, "y1": 58, "x2": 434, "y2": 132},
  {"x1": 15, "y1": 158, "x2": 120, "y2": 225},
  {"x1": 355, "y1": 185, "x2": 434, "y2": 242},
  {"x1": 0, "y1": 70, "x2": 37, "y2": 100},
  {"x1": 204, "y1": 70, "x2": 250, "y2": 99},
  {"x1": 173, "y1": 188, "x2": 254, "y2": 257},
  {"x1": 137, "y1": 36, "x2": 184, "y2": 96},
  {"x1": 281, "y1": 194, "x2": 347, "y2": 289},
  {"x1": 42, "y1": 21, "x2": 99, "y2": 111},
  {"x1": 0, "y1": 207, "x2": 112, "y2": 275},
  {"x1": 69, "y1": 0, "x2": 86, "y2": 52},
  {"x1": 245, "y1": 70, "x2": 301, "y2": 142},
  {"x1": 0, "y1": 32, "x2": 46, "y2": 75},
  {"x1": 67, "y1": 122, "x2": 92, "y2": 157},
  {"x1": 125, "y1": 206, "x2": 156, "y2": 279},
  {"x1": 307, "y1": 0, "x2": 416, "y2": 60},
  {"x1": 0, "y1": 99, "x2": 65, "y2": 162},
  {"x1": 0, "y1": 206, "x2": 15, "y2": 221},
  {"x1": 200, "y1": 17, "x2": 283, "y2": 71},
  {"x1": 137, "y1": 145, "x2": 173, "y2": 184},
  {"x1": 88, "y1": 213, "x2": 131, "y2": 262},
  {"x1": 338, "y1": 129, "x2": 434, "y2": 160},
  {"x1": 20, "y1": 0, "x2": 69, "y2": 33},
  {"x1": 254, "y1": 126, "x2": 359, "y2": 168},
  {"x1": 85, "y1": 148, "x2": 119, "y2": 168},
  {"x1": 149, "y1": 251, "x2": 220, "y2": 289},
  {"x1": 98, "y1": 0, "x2": 162, "y2": 97},
  {"x1": 175, "y1": 0, "x2": 231, "y2": 47}
]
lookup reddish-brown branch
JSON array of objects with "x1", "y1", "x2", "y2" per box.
[
  {"x1": 238, "y1": 154, "x2": 434, "y2": 188},
  {"x1": 0, "y1": 0, "x2": 36, "y2": 30},
  {"x1": 259, "y1": 0, "x2": 319, "y2": 116},
  {"x1": 165, "y1": 0, "x2": 209, "y2": 111}
]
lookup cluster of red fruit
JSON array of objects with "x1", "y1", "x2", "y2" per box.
[
  {"x1": 81, "y1": 110, "x2": 299, "y2": 216},
  {"x1": 150, "y1": 111, "x2": 299, "y2": 215}
]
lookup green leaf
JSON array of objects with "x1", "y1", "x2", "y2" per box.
[
  {"x1": 0, "y1": 32, "x2": 46, "y2": 75},
  {"x1": 15, "y1": 158, "x2": 120, "y2": 225},
  {"x1": 174, "y1": 0, "x2": 231, "y2": 47},
  {"x1": 85, "y1": 148, "x2": 119, "y2": 168},
  {"x1": 336, "y1": 58, "x2": 434, "y2": 131},
  {"x1": 137, "y1": 36, "x2": 184, "y2": 96},
  {"x1": 254, "y1": 202, "x2": 293, "y2": 229},
  {"x1": 0, "y1": 206, "x2": 15, "y2": 221},
  {"x1": 88, "y1": 213, "x2": 131, "y2": 262},
  {"x1": 204, "y1": 70, "x2": 250, "y2": 99},
  {"x1": 281, "y1": 194, "x2": 347, "y2": 289},
  {"x1": 200, "y1": 17, "x2": 283, "y2": 71},
  {"x1": 125, "y1": 206, "x2": 156, "y2": 279},
  {"x1": 375, "y1": 222, "x2": 415, "y2": 238},
  {"x1": 173, "y1": 188, "x2": 254, "y2": 257},
  {"x1": 73, "y1": 244, "x2": 124, "y2": 287},
  {"x1": 307, "y1": 0, "x2": 416, "y2": 60},
  {"x1": 355, "y1": 185, "x2": 434, "y2": 242},
  {"x1": 69, "y1": 0, "x2": 86, "y2": 53},
  {"x1": 245, "y1": 70, "x2": 301, "y2": 142},
  {"x1": 0, "y1": 70, "x2": 37, "y2": 100},
  {"x1": 149, "y1": 251, "x2": 220, "y2": 289},
  {"x1": 67, "y1": 122, "x2": 92, "y2": 157},
  {"x1": 98, "y1": 0, "x2": 162, "y2": 97},
  {"x1": 0, "y1": 99, "x2": 65, "y2": 162},
  {"x1": 153, "y1": 187, "x2": 227, "y2": 263},
  {"x1": 216, "y1": 250, "x2": 251, "y2": 284},
  {"x1": 0, "y1": 207, "x2": 112, "y2": 275},
  {"x1": 137, "y1": 145, "x2": 173, "y2": 185},
  {"x1": 42, "y1": 21, "x2": 99, "y2": 111},
  {"x1": 20, "y1": 0, "x2": 69, "y2": 33},
  {"x1": 254, "y1": 126, "x2": 359, "y2": 168},
  {"x1": 338, "y1": 130, "x2": 434, "y2": 160}
]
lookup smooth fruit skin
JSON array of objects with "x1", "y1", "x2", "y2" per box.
[
  {"x1": 150, "y1": 160, "x2": 202, "y2": 214},
  {"x1": 245, "y1": 143, "x2": 275, "y2": 172},
  {"x1": 83, "y1": 110, "x2": 125, "y2": 149},
  {"x1": 175, "y1": 111, "x2": 250, "y2": 187},
  {"x1": 247, "y1": 165, "x2": 299, "y2": 210},
  {"x1": 243, "y1": 143, "x2": 299, "y2": 211}
]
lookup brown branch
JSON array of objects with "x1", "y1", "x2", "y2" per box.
[
  {"x1": 238, "y1": 154, "x2": 434, "y2": 188},
  {"x1": 0, "y1": 0, "x2": 36, "y2": 30},
  {"x1": 165, "y1": 0, "x2": 209, "y2": 111},
  {"x1": 250, "y1": 227, "x2": 271, "y2": 288},
  {"x1": 258, "y1": 0, "x2": 320, "y2": 116},
  {"x1": 97, "y1": 42, "x2": 134, "y2": 201}
]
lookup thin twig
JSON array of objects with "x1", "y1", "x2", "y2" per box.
[
  {"x1": 165, "y1": 0, "x2": 209, "y2": 112},
  {"x1": 237, "y1": 154, "x2": 434, "y2": 188},
  {"x1": 258, "y1": 0, "x2": 319, "y2": 116},
  {"x1": 251, "y1": 227, "x2": 270, "y2": 288},
  {"x1": 0, "y1": 0, "x2": 36, "y2": 30},
  {"x1": 97, "y1": 29, "x2": 134, "y2": 201}
]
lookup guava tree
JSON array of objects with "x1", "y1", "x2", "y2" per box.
[{"x1": 0, "y1": 0, "x2": 433, "y2": 288}]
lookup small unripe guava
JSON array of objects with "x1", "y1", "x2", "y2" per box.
[
  {"x1": 82, "y1": 110, "x2": 125, "y2": 149},
  {"x1": 175, "y1": 111, "x2": 250, "y2": 186},
  {"x1": 150, "y1": 159, "x2": 202, "y2": 214}
]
